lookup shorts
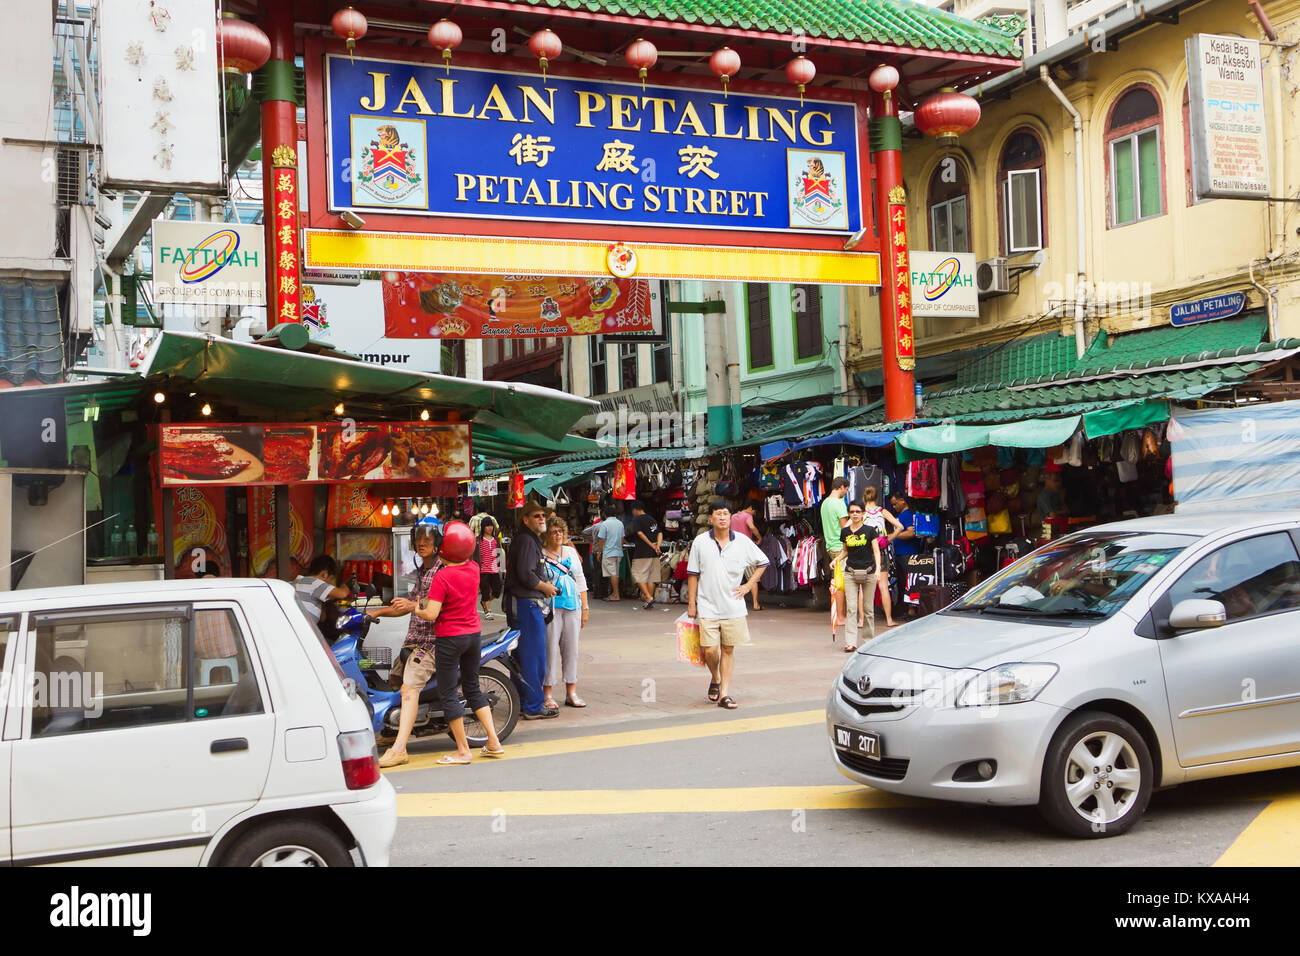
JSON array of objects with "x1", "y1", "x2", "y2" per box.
[
  {"x1": 698, "y1": 617, "x2": 749, "y2": 648},
  {"x1": 480, "y1": 572, "x2": 503, "y2": 601},
  {"x1": 631, "y1": 557, "x2": 657, "y2": 583},
  {"x1": 601, "y1": 555, "x2": 621, "y2": 577},
  {"x1": 402, "y1": 645, "x2": 437, "y2": 688}
]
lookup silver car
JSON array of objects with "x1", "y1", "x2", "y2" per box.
[{"x1": 828, "y1": 511, "x2": 1300, "y2": 837}]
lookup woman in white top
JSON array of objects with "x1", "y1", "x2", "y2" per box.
[
  {"x1": 860, "y1": 487, "x2": 904, "y2": 628},
  {"x1": 542, "y1": 516, "x2": 590, "y2": 711}
]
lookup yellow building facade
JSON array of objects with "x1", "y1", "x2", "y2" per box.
[{"x1": 849, "y1": 0, "x2": 1300, "y2": 385}]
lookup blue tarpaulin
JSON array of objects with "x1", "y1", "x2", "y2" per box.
[{"x1": 762, "y1": 430, "x2": 900, "y2": 460}]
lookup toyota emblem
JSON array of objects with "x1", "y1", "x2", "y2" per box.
[{"x1": 857, "y1": 675, "x2": 872, "y2": 695}]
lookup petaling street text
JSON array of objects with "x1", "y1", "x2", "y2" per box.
[{"x1": 452, "y1": 174, "x2": 769, "y2": 217}]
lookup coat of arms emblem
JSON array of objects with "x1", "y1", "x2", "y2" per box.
[
  {"x1": 791, "y1": 156, "x2": 845, "y2": 226},
  {"x1": 356, "y1": 124, "x2": 423, "y2": 204}
]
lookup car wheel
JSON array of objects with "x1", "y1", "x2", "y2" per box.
[
  {"x1": 1038, "y1": 710, "x2": 1152, "y2": 839},
  {"x1": 220, "y1": 820, "x2": 354, "y2": 867}
]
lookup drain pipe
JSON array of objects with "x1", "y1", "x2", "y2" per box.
[
  {"x1": 1040, "y1": 65, "x2": 1088, "y2": 358},
  {"x1": 838, "y1": 285, "x2": 850, "y2": 402}
]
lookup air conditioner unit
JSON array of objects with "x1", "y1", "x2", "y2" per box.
[{"x1": 976, "y1": 257, "x2": 1011, "y2": 297}]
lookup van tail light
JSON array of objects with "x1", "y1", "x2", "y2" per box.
[{"x1": 338, "y1": 729, "x2": 381, "y2": 790}]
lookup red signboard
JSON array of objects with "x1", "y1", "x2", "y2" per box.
[
  {"x1": 162, "y1": 486, "x2": 231, "y2": 578},
  {"x1": 270, "y1": 149, "x2": 303, "y2": 324},
  {"x1": 248, "y1": 485, "x2": 316, "y2": 577},
  {"x1": 160, "y1": 422, "x2": 471, "y2": 487},
  {"x1": 888, "y1": 201, "x2": 915, "y2": 371},
  {"x1": 381, "y1": 272, "x2": 653, "y2": 338}
]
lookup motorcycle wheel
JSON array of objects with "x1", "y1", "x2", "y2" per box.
[{"x1": 457, "y1": 664, "x2": 520, "y2": 748}]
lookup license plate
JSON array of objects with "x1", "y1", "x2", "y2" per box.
[{"x1": 833, "y1": 724, "x2": 881, "y2": 761}]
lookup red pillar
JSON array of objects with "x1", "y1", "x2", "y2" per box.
[
  {"x1": 260, "y1": 0, "x2": 302, "y2": 325},
  {"x1": 869, "y1": 90, "x2": 916, "y2": 423}
]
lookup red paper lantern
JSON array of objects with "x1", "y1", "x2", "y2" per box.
[
  {"x1": 709, "y1": 46, "x2": 741, "y2": 97},
  {"x1": 331, "y1": 6, "x2": 368, "y2": 59},
  {"x1": 868, "y1": 63, "x2": 900, "y2": 96},
  {"x1": 624, "y1": 38, "x2": 658, "y2": 91},
  {"x1": 785, "y1": 55, "x2": 816, "y2": 105},
  {"x1": 914, "y1": 87, "x2": 982, "y2": 146},
  {"x1": 428, "y1": 19, "x2": 463, "y2": 74},
  {"x1": 216, "y1": 13, "x2": 270, "y2": 76},
  {"x1": 528, "y1": 29, "x2": 563, "y2": 80}
]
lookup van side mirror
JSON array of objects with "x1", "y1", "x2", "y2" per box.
[{"x1": 1168, "y1": 599, "x2": 1227, "y2": 631}]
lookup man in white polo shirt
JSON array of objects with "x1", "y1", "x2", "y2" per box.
[{"x1": 687, "y1": 499, "x2": 769, "y2": 710}]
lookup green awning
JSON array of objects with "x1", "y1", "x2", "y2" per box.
[
  {"x1": 1081, "y1": 399, "x2": 1170, "y2": 439},
  {"x1": 143, "y1": 331, "x2": 595, "y2": 443},
  {"x1": 524, "y1": 457, "x2": 619, "y2": 499},
  {"x1": 896, "y1": 416, "x2": 1082, "y2": 462}
]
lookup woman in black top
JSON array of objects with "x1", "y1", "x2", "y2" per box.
[{"x1": 839, "y1": 501, "x2": 882, "y2": 652}]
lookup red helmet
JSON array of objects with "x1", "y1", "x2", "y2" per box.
[{"x1": 439, "y1": 521, "x2": 476, "y2": 563}]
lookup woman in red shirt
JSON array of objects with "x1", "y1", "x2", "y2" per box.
[{"x1": 412, "y1": 522, "x2": 505, "y2": 765}]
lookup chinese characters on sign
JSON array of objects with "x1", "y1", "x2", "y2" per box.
[
  {"x1": 271, "y1": 147, "x2": 302, "y2": 324},
  {"x1": 888, "y1": 201, "x2": 915, "y2": 370},
  {"x1": 324, "y1": 56, "x2": 863, "y2": 235}
]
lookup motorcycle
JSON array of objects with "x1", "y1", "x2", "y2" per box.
[{"x1": 328, "y1": 587, "x2": 522, "y2": 748}]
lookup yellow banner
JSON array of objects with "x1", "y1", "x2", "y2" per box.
[{"x1": 303, "y1": 229, "x2": 880, "y2": 286}]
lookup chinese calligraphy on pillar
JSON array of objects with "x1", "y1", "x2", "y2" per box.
[
  {"x1": 887, "y1": 186, "x2": 915, "y2": 372},
  {"x1": 270, "y1": 145, "x2": 302, "y2": 324}
]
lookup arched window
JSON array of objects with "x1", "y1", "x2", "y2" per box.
[
  {"x1": 927, "y1": 156, "x2": 970, "y2": 253},
  {"x1": 998, "y1": 128, "x2": 1045, "y2": 254},
  {"x1": 1106, "y1": 85, "x2": 1164, "y2": 226}
]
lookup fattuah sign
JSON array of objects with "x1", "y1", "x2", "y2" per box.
[
  {"x1": 324, "y1": 55, "x2": 863, "y2": 236},
  {"x1": 151, "y1": 220, "x2": 266, "y2": 306},
  {"x1": 1186, "y1": 34, "x2": 1270, "y2": 199},
  {"x1": 909, "y1": 251, "x2": 977, "y2": 318}
]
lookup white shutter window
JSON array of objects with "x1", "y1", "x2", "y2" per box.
[{"x1": 1006, "y1": 168, "x2": 1042, "y2": 253}]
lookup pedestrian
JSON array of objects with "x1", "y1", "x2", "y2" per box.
[
  {"x1": 861, "y1": 487, "x2": 903, "y2": 628},
  {"x1": 840, "y1": 501, "x2": 883, "y2": 652},
  {"x1": 686, "y1": 499, "x2": 769, "y2": 710},
  {"x1": 820, "y1": 477, "x2": 850, "y2": 565},
  {"x1": 627, "y1": 500, "x2": 662, "y2": 609},
  {"x1": 728, "y1": 500, "x2": 764, "y2": 611},
  {"x1": 594, "y1": 509, "x2": 626, "y2": 601},
  {"x1": 472, "y1": 515, "x2": 503, "y2": 621},
  {"x1": 505, "y1": 500, "x2": 561, "y2": 719},
  {"x1": 369, "y1": 519, "x2": 443, "y2": 767},
  {"x1": 888, "y1": 491, "x2": 920, "y2": 618},
  {"x1": 407, "y1": 521, "x2": 505, "y2": 765},
  {"x1": 291, "y1": 554, "x2": 352, "y2": 627},
  {"x1": 541, "y1": 516, "x2": 589, "y2": 710}
]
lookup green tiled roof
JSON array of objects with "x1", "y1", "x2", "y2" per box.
[
  {"x1": 954, "y1": 332, "x2": 1078, "y2": 389},
  {"x1": 1067, "y1": 313, "x2": 1269, "y2": 379},
  {"x1": 504, "y1": 0, "x2": 1023, "y2": 58}
]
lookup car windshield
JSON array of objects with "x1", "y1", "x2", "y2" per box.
[{"x1": 948, "y1": 532, "x2": 1195, "y2": 621}]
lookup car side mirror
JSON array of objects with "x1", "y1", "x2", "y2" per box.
[{"x1": 1168, "y1": 598, "x2": 1227, "y2": 631}]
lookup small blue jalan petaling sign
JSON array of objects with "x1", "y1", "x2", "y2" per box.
[
  {"x1": 325, "y1": 54, "x2": 863, "y2": 236},
  {"x1": 1169, "y1": 291, "x2": 1247, "y2": 327}
]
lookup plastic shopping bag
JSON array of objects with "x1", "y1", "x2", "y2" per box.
[{"x1": 675, "y1": 613, "x2": 705, "y2": 667}]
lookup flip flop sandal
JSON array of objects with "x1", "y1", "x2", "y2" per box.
[
  {"x1": 565, "y1": 697, "x2": 587, "y2": 708},
  {"x1": 843, "y1": 644, "x2": 857, "y2": 653},
  {"x1": 436, "y1": 754, "x2": 472, "y2": 766},
  {"x1": 718, "y1": 696, "x2": 738, "y2": 710},
  {"x1": 479, "y1": 746, "x2": 505, "y2": 758},
  {"x1": 707, "y1": 682, "x2": 721, "y2": 702}
]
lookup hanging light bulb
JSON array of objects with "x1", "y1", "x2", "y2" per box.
[
  {"x1": 334, "y1": 402, "x2": 345, "y2": 416},
  {"x1": 381, "y1": 500, "x2": 390, "y2": 516},
  {"x1": 430, "y1": 501, "x2": 439, "y2": 517},
  {"x1": 153, "y1": 392, "x2": 166, "y2": 404},
  {"x1": 200, "y1": 403, "x2": 213, "y2": 416},
  {"x1": 421, "y1": 500, "x2": 431, "y2": 515},
  {"x1": 420, "y1": 408, "x2": 430, "y2": 421}
]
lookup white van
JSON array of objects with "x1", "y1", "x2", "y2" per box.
[{"x1": 0, "y1": 578, "x2": 396, "y2": 866}]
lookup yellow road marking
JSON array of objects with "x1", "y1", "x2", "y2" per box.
[
  {"x1": 1213, "y1": 792, "x2": 1300, "y2": 866},
  {"x1": 384, "y1": 708, "x2": 825, "y2": 773},
  {"x1": 398, "y1": 785, "x2": 911, "y2": 817}
]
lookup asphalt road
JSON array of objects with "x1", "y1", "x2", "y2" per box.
[{"x1": 382, "y1": 699, "x2": 1299, "y2": 867}]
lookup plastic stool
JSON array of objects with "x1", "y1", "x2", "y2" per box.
[{"x1": 199, "y1": 657, "x2": 239, "y2": 684}]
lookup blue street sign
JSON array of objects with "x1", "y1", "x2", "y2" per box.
[
  {"x1": 1169, "y1": 291, "x2": 1247, "y2": 327},
  {"x1": 325, "y1": 54, "x2": 863, "y2": 236}
]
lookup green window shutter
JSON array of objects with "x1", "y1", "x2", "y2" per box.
[
  {"x1": 1138, "y1": 129, "x2": 1161, "y2": 218},
  {"x1": 1113, "y1": 137, "x2": 1135, "y2": 225}
]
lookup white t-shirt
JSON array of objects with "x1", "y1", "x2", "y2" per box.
[{"x1": 687, "y1": 530, "x2": 770, "y2": 620}]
